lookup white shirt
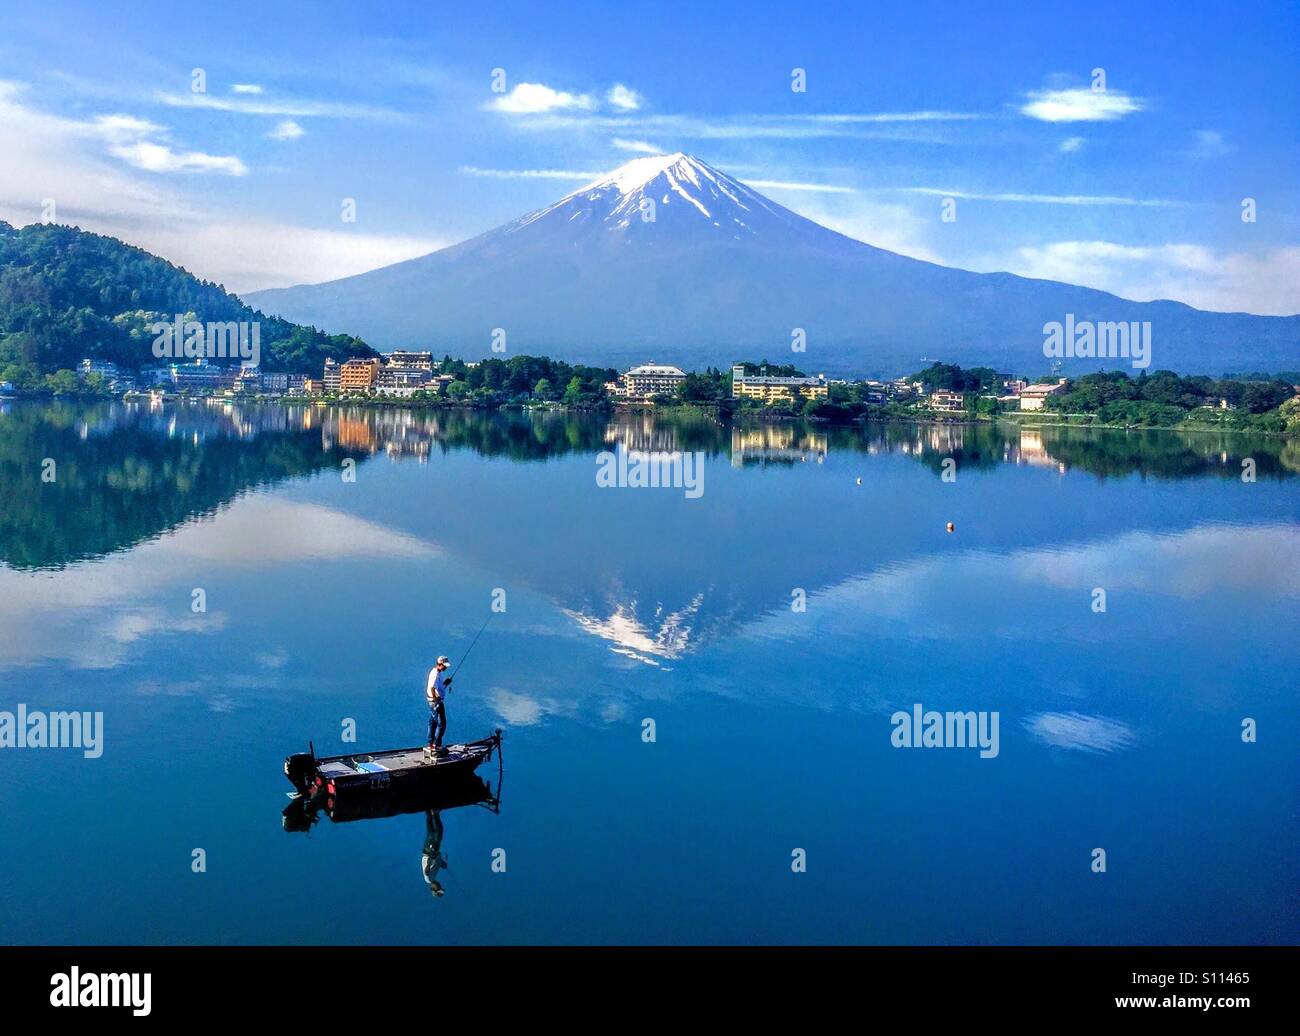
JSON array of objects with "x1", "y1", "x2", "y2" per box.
[{"x1": 426, "y1": 667, "x2": 450, "y2": 705}]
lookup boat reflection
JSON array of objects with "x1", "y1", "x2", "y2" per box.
[{"x1": 282, "y1": 770, "x2": 502, "y2": 898}]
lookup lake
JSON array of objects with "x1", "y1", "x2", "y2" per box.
[{"x1": 1, "y1": 398, "x2": 1296, "y2": 944}]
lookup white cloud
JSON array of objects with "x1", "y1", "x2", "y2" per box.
[
  {"x1": 267, "y1": 119, "x2": 305, "y2": 141},
  {"x1": 606, "y1": 83, "x2": 643, "y2": 111},
  {"x1": 895, "y1": 186, "x2": 1177, "y2": 207},
  {"x1": 743, "y1": 178, "x2": 855, "y2": 194},
  {"x1": 458, "y1": 165, "x2": 600, "y2": 181},
  {"x1": 995, "y1": 240, "x2": 1300, "y2": 315},
  {"x1": 611, "y1": 137, "x2": 661, "y2": 154},
  {"x1": 155, "y1": 90, "x2": 404, "y2": 121},
  {"x1": 0, "y1": 80, "x2": 440, "y2": 291},
  {"x1": 1058, "y1": 136, "x2": 1084, "y2": 153},
  {"x1": 108, "y1": 140, "x2": 248, "y2": 176},
  {"x1": 1021, "y1": 87, "x2": 1143, "y2": 122},
  {"x1": 488, "y1": 81, "x2": 596, "y2": 114},
  {"x1": 1188, "y1": 129, "x2": 1230, "y2": 158},
  {"x1": 0, "y1": 80, "x2": 247, "y2": 182},
  {"x1": 231, "y1": 83, "x2": 264, "y2": 94}
]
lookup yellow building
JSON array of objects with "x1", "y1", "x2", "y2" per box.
[
  {"x1": 730, "y1": 365, "x2": 828, "y2": 404},
  {"x1": 339, "y1": 358, "x2": 380, "y2": 393}
]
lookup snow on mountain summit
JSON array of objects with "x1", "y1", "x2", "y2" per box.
[{"x1": 509, "y1": 152, "x2": 804, "y2": 241}]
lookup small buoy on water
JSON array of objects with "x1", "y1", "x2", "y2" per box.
[
  {"x1": 946, "y1": 521, "x2": 955, "y2": 533},
  {"x1": 856, "y1": 477, "x2": 862, "y2": 486}
]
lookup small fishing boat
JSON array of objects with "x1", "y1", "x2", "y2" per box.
[{"x1": 284, "y1": 730, "x2": 502, "y2": 798}]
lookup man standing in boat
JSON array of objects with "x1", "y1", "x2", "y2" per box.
[{"x1": 426, "y1": 655, "x2": 452, "y2": 756}]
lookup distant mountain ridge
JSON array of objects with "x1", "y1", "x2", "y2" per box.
[
  {"x1": 0, "y1": 221, "x2": 375, "y2": 381},
  {"x1": 243, "y1": 153, "x2": 1299, "y2": 376}
]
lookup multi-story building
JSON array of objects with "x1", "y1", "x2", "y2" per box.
[
  {"x1": 302, "y1": 378, "x2": 324, "y2": 395},
  {"x1": 337, "y1": 357, "x2": 380, "y2": 393},
  {"x1": 1019, "y1": 379, "x2": 1068, "y2": 411},
  {"x1": 730, "y1": 365, "x2": 828, "y2": 404},
  {"x1": 611, "y1": 363, "x2": 687, "y2": 401},
  {"x1": 286, "y1": 373, "x2": 309, "y2": 394},
  {"x1": 79, "y1": 358, "x2": 120, "y2": 383},
  {"x1": 233, "y1": 367, "x2": 262, "y2": 393},
  {"x1": 168, "y1": 360, "x2": 234, "y2": 391},
  {"x1": 323, "y1": 359, "x2": 341, "y2": 393},
  {"x1": 385, "y1": 351, "x2": 435, "y2": 372},
  {"x1": 376, "y1": 366, "x2": 433, "y2": 396},
  {"x1": 927, "y1": 390, "x2": 966, "y2": 412},
  {"x1": 260, "y1": 372, "x2": 289, "y2": 394}
]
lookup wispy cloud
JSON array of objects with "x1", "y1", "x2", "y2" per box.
[
  {"x1": 109, "y1": 140, "x2": 247, "y2": 176},
  {"x1": 1021, "y1": 87, "x2": 1143, "y2": 122},
  {"x1": 497, "y1": 109, "x2": 982, "y2": 141},
  {"x1": 611, "y1": 137, "x2": 661, "y2": 154},
  {"x1": 1058, "y1": 136, "x2": 1084, "y2": 153},
  {"x1": 458, "y1": 165, "x2": 600, "y2": 181},
  {"x1": 0, "y1": 81, "x2": 247, "y2": 178},
  {"x1": 743, "y1": 178, "x2": 855, "y2": 194},
  {"x1": 0, "y1": 80, "x2": 439, "y2": 291},
  {"x1": 230, "y1": 83, "x2": 264, "y2": 95},
  {"x1": 1187, "y1": 129, "x2": 1230, "y2": 158},
  {"x1": 893, "y1": 186, "x2": 1179, "y2": 207},
  {"x1": 155, "y1": 90, "x2": 404, "y2": 121}
]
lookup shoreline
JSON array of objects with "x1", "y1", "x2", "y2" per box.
[{"x1": 7, "y1": 389, "x2": 1295, "y2": 439}]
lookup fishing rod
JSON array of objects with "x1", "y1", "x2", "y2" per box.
[{"x1": 450, "y1": 612, "x2": 494, "y2": 682}]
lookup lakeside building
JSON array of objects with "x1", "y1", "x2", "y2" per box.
[
  {"x1": 385, "y1": 350, "x2": 435, "y2": 372},
  {"x1": 164, "y1": 360, "x2": 233, "y2": 391},
  {"x1": 376, "y1": 366, "x2": 433, "y2": 397},
  {"x1": 323, "y1": 359, "x2": 341, "y2": 393},
  {"x1": 731, "y1": 364, "x2": 828, "y2": 404},
  {"x1": 927, "y1": 389, "x2": 966, "y2": 412},
  {"x1": 1019, "y1": 378, "x2": 1069, "y2": 411},
  {"x1": 79, "y1": 358, "x2": 119, "y2": 381},
  {"x1": 610, "y1": 362, "x2": 688, "y2": 402},
  {"x1": 339, "y1": 357, "x2": 381, "y2": 393}
]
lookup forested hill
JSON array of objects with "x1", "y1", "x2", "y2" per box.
[{"x1": 0, "y1": 221, "x2": 376, "y2": 383}]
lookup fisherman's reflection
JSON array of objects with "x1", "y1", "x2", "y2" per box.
[{"x1": 422, "y1": 810, "x2": 449, "y2": 897}]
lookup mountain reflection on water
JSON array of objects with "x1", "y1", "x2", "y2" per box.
[{"x1": 1, "y1": 398, "x2": 1297, "y2": 944}]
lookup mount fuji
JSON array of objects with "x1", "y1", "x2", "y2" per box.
[{"x1": 244, "y1": 153, "x2": 1298, "y2": 375}]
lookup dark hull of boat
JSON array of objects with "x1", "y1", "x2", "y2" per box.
[{"x1": 284, "y1": 731, "x2": 502, "y2": 799}]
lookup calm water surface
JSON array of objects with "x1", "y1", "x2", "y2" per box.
[{"x1": 1, "y1": 399, "x2": 1297, "y2": 944}]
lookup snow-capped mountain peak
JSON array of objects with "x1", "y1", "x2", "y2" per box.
[
  {"x1": 244, "y1": 152, "x2": 1298, "y2": 375},
  {"x1": 512, "y1": 152, "x2": 801, "y2": 241}
]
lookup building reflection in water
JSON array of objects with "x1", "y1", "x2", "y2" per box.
[{"x1": 730, "y1": 424, "x2": 828, "y2": 467}]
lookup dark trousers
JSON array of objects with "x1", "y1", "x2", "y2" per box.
[{"x1": 427, "y1": 699, "x2": 447, "y2": 748}]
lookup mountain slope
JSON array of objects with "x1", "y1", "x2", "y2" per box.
[
  {"x1": 0, "y1": 221, "x2": 376, "y2": 380},
  {"x1": 244, "y1": 154, "x2": 1299, "y2": 375}
]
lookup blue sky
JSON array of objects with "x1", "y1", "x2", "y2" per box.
[{"x1": 0, "y1": 0, "x2": 1296, "y2": 312}]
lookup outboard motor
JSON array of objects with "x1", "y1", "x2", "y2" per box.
[{"x1": 284, "y1": 750, "x2": 317, "y2": 794}]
